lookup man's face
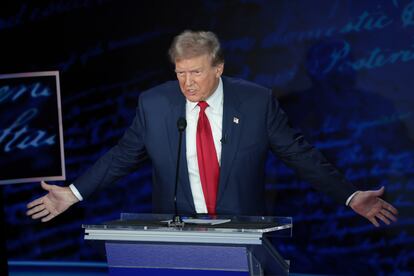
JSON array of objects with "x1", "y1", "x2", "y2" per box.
[{"x1": 175, "y1": 54, "x2": 224, "y2": 102}]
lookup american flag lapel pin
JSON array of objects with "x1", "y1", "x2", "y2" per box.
[{"x1": 233, "y1": 117, "x2": 239, "y2": 124}]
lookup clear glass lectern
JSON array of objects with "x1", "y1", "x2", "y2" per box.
[{"x1": 83, "y1": 213, "x2": 292, "y2": 276}]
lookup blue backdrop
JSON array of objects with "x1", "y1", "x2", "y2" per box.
[{"x1": 1, "y1": 0, "x2": 413, "y2": 274}]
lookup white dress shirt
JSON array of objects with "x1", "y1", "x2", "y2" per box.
[{"x1": 185, "y1": 78, "x2": 223, "y2": 213}]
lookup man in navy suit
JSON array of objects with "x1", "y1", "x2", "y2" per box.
[{"x1": 27, "y1": 30, "x2": 397, "y2": 226}]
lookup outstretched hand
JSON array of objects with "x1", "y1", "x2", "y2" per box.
[
  {"x1": 26, "y1": 181, "x2": 79, "y2": 222},
  {"x1": 349, "y1": 186, "x2": 398, "y2": 227}
]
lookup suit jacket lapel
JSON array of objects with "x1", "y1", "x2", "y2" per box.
[
  {"x1": 217, "y1": 78, "x2": 242, "y2": 205},
  {"x1": 165, "y1": 91, "x2": 195, "y2": 213}
]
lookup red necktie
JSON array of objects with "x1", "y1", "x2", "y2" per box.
[{"x1": 196, "y1": 101, "x2": 220, "y2": 214}]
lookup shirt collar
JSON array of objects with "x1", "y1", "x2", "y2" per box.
[{"x1": 187, "y1": 77, "x2": 223, "y2": 111}]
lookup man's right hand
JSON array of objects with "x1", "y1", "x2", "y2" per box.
[{"x1": 26, "y1": 181, "x2": 79, "y2": 222}]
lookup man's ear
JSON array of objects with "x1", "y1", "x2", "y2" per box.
[{"x1": 216, "y1": 63, "x2": 224, "y2": 77}]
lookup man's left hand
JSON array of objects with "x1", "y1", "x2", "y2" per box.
[{"x1": 349, "y1": 186, "x2": 398, "y2": 227}]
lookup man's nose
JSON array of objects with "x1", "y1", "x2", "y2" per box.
[{"x1": 185, "y1": 74, "x2": 193, "y2": 86}]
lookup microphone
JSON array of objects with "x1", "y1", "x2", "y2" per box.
[
  {"x1": 177, "y1": 117, "x2": 187, "y2": 132},
  {"x1": 169, "y1": 117, "x2": 187, "y2": 227}
]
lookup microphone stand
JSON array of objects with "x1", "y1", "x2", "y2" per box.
[{"x1": 168, "y1": 117, "x2": 186, "y2": 227}]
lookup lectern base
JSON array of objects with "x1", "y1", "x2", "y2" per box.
[
  {"x1": 109, "y1": 267, "x2": 248, "y2": 276},
  {"x1": 106, "y1": 242, "x2": 257, "y2": 275}
]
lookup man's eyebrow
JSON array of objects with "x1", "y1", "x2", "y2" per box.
[{"x1": 175, "y1": 67, "x2": 203, "y2": 72}]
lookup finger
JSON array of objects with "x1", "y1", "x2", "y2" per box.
[
  {"x1": 383, "y1": 202, "x2": 399, "y2": 216},
  {"x1": 41, "y1": 181, "x2": 53, "y2": 191},
  {"x1": 26, "y1": 204, "x2": 45, "y2": 216},
  {"x1": 31, "y1": 209, "x2": 50, "y2": 219},
  {"x1": 27, "y1": 197, "x2": 44, "y2": 209},
  {"x1": 375, "y1": 212, "x2": 391, "y2": 225},
  {"x1": 372, "y1": 186, "x2": 385, "y2": 197},
  {"x1": 380, "y1": 208, "x2": 398, "y2": 222},
  {"x1": 368, "y1": 216, "x2": 380, "y2": 227},
  {"x1": 41, "y1": 213, "x2": 56, "y2": 222}
]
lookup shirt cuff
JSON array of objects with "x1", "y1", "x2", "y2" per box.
[
  {"x1": 345, "y1": 191, "x2": 360, "y2": 206},
  {"x1": 69, "y1": 184, "x2": 83, "y2": 201}
]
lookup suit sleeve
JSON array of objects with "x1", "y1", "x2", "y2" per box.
[
  {"x1": 266, "y1": 91, "x2": 357, "y2": 204},
  {"x1": 73, "y1": 96, "x2": 148, "y2": 199}
]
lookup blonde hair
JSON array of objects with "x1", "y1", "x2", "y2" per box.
[{"x1": 168, "y1": 30, "x2": 224, "y2": 66}]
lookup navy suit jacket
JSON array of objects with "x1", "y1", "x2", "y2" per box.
[{"x1": 74, "y1": 76, "x2": 356, "y2": 215}]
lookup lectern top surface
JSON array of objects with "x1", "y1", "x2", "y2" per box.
[{"x1": 83, "y1": 213, "x2": 292, "y2": 237}]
